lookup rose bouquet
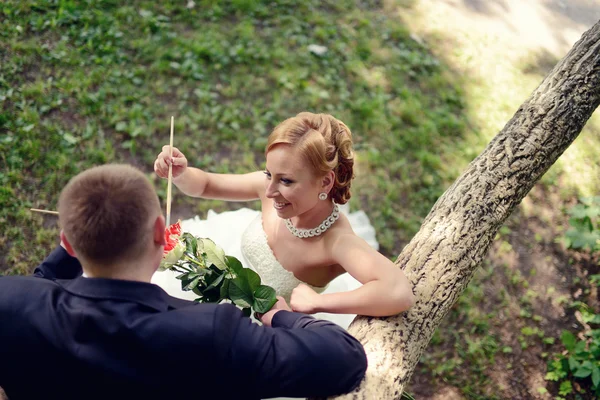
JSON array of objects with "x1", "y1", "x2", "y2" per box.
[{"x1": 161, "y1": 221, "x2": 277, "y2": 316}]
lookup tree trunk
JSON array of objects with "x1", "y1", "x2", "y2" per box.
[{"x1": 329, "y1": 20, "x2": 600, "y2": 400}]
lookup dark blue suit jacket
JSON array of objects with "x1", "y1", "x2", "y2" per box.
[{"x1": 0, "y1": 247, "x2": 367, "y2": 400}]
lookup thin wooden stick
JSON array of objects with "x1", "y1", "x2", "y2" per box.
[
  {"x1": 166, "y1": 116, "x2": 174, "y2": 227},
  {"x1": 30, "y1": 208, "x2": 59, "y2": 215}
]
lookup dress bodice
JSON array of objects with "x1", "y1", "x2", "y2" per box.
[{"x1": 241, "y1": 213, "x2": 327, "y2": 302}]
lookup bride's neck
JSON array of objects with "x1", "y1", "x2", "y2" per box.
[{"x1": 290, "y1": 202, "x2": 336, "y2": 229}]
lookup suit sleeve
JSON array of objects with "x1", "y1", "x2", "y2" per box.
[
  {"x1": 33, "y1": 246, "x2": 82, "y2": 280},
  {"x1": 214, "y1": 304, "x2": 367, "y2": 399}
]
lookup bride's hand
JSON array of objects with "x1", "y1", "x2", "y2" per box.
[
  {"x1": 154, "y1": 145, "x2": 188, "y2": 179},
  {"x1": 290, "y1": 284, "x2": 320, "y2": 314}
]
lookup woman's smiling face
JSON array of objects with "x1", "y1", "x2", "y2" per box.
[{"x1": 264, "y1": 144, "x2": 324, "y2": 219}]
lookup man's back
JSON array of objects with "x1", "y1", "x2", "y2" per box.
[{"x1": 0, "y1": 248, "x2": 367, "y2": 400}]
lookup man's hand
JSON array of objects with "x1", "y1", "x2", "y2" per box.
[
  {"x1": 290, "y1": 283, "x2": 321, "y2": 314},
  {"x1": 258, "y1": 296, "x2": 291, "y2": 327}
]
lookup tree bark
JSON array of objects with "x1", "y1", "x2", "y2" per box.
[{"x1": 329, "y1": 20, "x2": 600, "y2": 400}]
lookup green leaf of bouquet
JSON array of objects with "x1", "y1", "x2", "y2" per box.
[
  {"x1": 194, "y1": 265, "x2": 209, "y2": 276},
  {"x1": 199, "y1": 238, "x2": 228, "y2": 270},
  {"x1": 205, "y1": 272, "x2": 225, "y2": 292},
  {"x1": 182, "y1": 276, "x2": 201, "y2": 291},
  {"x1": 203, "y1": 289, "x2": 221, "y2": 303},
  {"x1": 252, "y1": 285, "x2": 277, "y2": 313},
  {"x1": 244, "y1": 268, "x2": 261, "y2": 291},
  {"x1": 190, "y1": 236, "x2": 199, "y2": 257},
  {"x1": 196, "y1": 237, "x2": 204, "y2": 253},
  {"x1": 225, "y1": 256, "x2": 244, "y2": 276},
  {"x1": 229, "y1": 269, "x2": 261, "y2": 308},
  {"x1": 230, "y1": 296, "x2": 251, "y2": 309},
  {"x1": 220, "y1": 278, "x2": 230, "y2": 299},
  {"x1": 176, "y1": 272, "x2": 190, "y2": 281},
  {"x1": 181, "y1": 232, "x2": 195, "y2": 253}
]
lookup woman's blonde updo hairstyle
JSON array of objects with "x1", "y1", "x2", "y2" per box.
[{"x1": 266, "y1": 112, "x2": 355, "y2": 204}]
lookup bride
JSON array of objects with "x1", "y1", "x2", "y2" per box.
[{"x1": 152, "y1": 112, "x2": 414, "y2": 329}]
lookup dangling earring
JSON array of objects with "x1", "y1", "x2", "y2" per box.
[{"x1": 318, "y1": 192, "x2": 328, "y2": 200}]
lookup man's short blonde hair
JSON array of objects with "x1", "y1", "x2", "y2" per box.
[{"x1": 58, "y1": 164, "x2": 161, "y2": 265}]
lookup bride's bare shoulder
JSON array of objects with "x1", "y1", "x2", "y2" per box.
[{"x1": 323, "y1": 215, "x2": 358, "y2": 246}]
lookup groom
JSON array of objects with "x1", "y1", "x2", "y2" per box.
[{"x1": 0, "y1": 164, "x2": 367, "y2": 400}]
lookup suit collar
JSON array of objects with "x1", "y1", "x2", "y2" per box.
[{"x1": 58, "y1": 277, "x2": 193, "y2": 311}]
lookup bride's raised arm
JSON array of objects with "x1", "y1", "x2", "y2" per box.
[
  {"x1": 154, "y1": 144, "x2": 264, "y2": 201},
  {"x1": 292, "y1": 233, "x2": 415, "y2": 317}
]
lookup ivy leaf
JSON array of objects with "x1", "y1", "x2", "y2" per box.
[
  {"x1": 545, "y1": 357, "x2": 568, "y2": 381},
  {"x1": 569, "y1": 200, "x2": 600, "y2": 218},
  {"x1": 591, "y1": 343, "x2": 600, "y2": 359},
  {"x1": 544, "y1": 370, "x2": 561, "y2": 382},
  {"x1": 565, "y1": 224, "x2": 600, "y2": 251},
  {"x1": 558, "y1": 381, "x2": 573, "y2": 396},
  {"x1": 568, "y1": 356, "x2": 579, "y2": 372},
  {"x1": 252, "y1": 285, "x2": 277, "y2": 314},
  {"x1": 573, "y1": 361, "x2": 593, "y2": 378},
  {"x1": 561, "y1": 331, "x2": 576, "y2": 352},
  {"x1": 585, "y1": 313, "x2": 600, "y2": 324},
  {"x1": 592, "y1": 365, "x2": 600, "y2": 388},
  {"x1": 574, "y1": 340, "x2": 588, "y2": 356}
]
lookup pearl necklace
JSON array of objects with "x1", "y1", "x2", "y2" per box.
[{"x1": 285, "y1": 204, "x2": 340, "y2": 239}]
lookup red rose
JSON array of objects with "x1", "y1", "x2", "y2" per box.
[{"x1": 164, "y1": 220, "x2": 182, "y2": 255}]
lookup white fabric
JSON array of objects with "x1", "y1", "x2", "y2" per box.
[
  {"x1": 151, "y1": 204, "x2": 379, "y2": 330},
  {"x1": 241, "y1": 212, "x2": 329, "y2": 301}
]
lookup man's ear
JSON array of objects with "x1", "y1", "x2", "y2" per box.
[
  {"x1": 60, "y1": 231, "x2": 77, "y2": 257},
  {"x1": 154, "y1": 215, "x2": 166, "y2": 246}
]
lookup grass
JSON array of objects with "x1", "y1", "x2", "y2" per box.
[
  {"x1": 0, "y1": 0, "x2": 469, "y2": 274},
  {"x1": 3, "y1": 1, "x2": 600, "y2": 399}
]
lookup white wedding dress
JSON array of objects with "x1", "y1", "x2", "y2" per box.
[{"x1": 152, "y1": 204, "x2": 379, "y2": 330}]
